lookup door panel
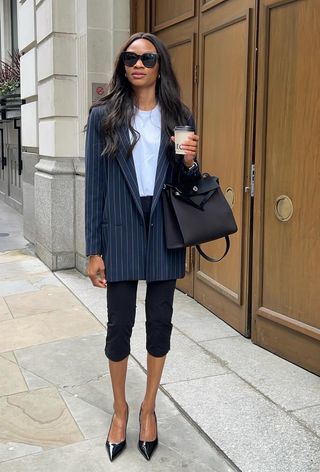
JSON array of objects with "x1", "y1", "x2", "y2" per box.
[
  {"x1": 164, "y1": 35, "x2": 195, "y2": 111},
  {"x1": 252, "y1": 0, "x2": 320, "y2": 374},
  {"x1": 194, "y1": 0, "x2": 256, "y2": 335},
  {"x1": 152, "y1": 0, "x2": 195, "y2": 31},
  {"x1": 154, "y1": 2, "x2": 199, "y2": 296}
]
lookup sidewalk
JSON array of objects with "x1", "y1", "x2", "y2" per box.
[{"x1": 0, "y1": 200, "x2": 320, "y2": 472}]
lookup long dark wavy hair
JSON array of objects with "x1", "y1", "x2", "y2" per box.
[{"x1": 89, "y1": 32, "x2": 191, "y2": 159}]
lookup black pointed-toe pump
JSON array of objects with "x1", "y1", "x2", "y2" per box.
[
  {"x1": 138, "y1": 405, "x2": 158, "y2": 461},
  {"x1": 105, "y1": 402, "x2": 129, "y2": 462}
]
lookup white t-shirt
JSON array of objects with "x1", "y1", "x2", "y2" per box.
[{"x1": 130, "y1": 104, "x2": 161, "y2": 196}]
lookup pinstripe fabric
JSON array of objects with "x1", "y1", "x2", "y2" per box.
[{"x1": 85, "y1": 105, "x2": 200, "y2": 282}]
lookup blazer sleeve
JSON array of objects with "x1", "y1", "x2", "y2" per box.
[{"x1": 85, "y1": 106, "x2": 106, "y2": 256}]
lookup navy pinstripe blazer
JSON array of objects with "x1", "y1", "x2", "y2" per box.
[{"x1": 85, "y1": 104, "x2": 200, "y2": 282}]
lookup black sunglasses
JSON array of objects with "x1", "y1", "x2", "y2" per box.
[{"x1": 121, "y1": 52, "x2": 159, "y2": 68}]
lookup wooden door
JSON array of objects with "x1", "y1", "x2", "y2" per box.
[
  {"x1": 193, "y1": 0, "x2": 257, "y2": 335},
  {"x1": 252, "y1": 0, "x2": 320, "y2": 375},
  {"x1": 150, "y1": 0, "x2": 199, "y2": 296}
]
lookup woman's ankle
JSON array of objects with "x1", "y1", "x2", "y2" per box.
[
  {"x1": 141, "y1": 400, "x2": 156, "y2": 414},
  {"x1": 113, "y1": 400, "x2": 128, "y2": 415}
]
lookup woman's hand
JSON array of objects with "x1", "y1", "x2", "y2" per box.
[
  {"x1": 171, "y1": 134, "x2": 199, "y2": 167},
  {"x1": 87, "y1": 255, "x2": 107, "y2": 288}
]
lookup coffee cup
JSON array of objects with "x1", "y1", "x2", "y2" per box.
[{"x1": 174, "y1": 126, "x2": 194, "y2": 155}]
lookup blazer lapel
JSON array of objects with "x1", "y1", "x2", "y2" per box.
[
  {"x1": 150, "y1": 132, "x2": 169, "y2": 217},
  {"x1": 116, "y1": 125, "x2": 170, "y2": 220},
  {"x1": 116, "y1": 127, "x2": 144, "y2": 220}
]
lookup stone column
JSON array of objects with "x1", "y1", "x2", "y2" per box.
[
  {"x1": 75, "y1": 0, "x2": 130, "y2": 274},
  {"x1": 18, "y1": 0, "x2": 130, "y2": 272},
  {"x1": 34, "y1": 0, "x2": 77, "y2": 270}
]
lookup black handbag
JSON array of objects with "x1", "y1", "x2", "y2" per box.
[{"x1": 162, "y1": 173, "x2": 238, "y2": 262}]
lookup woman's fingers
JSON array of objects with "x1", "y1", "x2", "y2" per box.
[
  {"x1": 87, "y1": 257, "x2": 107, "y2": 288},
  {"x1": 182, "y1": 134, "x2": 199, "y2": 148},
  {"x1": 181, "y1": 134, "x2": 199, "y2": 156},
  {"x1": 94, "y1": 278, "x2": 107, "y2": 288},
  {"x1": 171, "y1": 133, "x2": 199, "y2": 161}
]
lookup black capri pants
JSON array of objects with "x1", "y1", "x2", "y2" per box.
[
  {"x1": 105, "y1": 196, "x2": 176, "y2": 362},
  {"x1": 105, "y1": 279, "x2": 176, "y2": 361}
]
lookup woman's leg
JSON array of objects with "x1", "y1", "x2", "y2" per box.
[
  {"x1": 140, "y1": 279, "x2": 176, "y2": 441},
  {"x1": 139, "y1": 353, "x2": 166, "y2": 440},
  {"x1": 107, "y1": 357, "x2": 129, "y2": 442},
  {"x1": 105, "y1": 281, "x2": 138, "y2": 442}
]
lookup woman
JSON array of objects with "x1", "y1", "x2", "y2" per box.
[{"x1": 85, "y1": 32, "x2": 200, "y2": 462}]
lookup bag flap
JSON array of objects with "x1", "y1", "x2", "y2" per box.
[{"x1": 178, "y1": 174, "x2": 220, "y2": 196}]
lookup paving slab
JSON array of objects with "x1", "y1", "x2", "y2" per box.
[
  {"x1": 0, "y1": 235, "x2": 29, "y2": 253},
  {"x1": 4, "y1": 285, "x2": 86, "y2": 318},
  {"x1": 14, "y1": 333, "x2": 108, "y2": 389},
  {"x1": 201, "y1": 336, "x2": 320, "y2": 410},
  {"x1": 0, "y1": 299, "x2": 12, "y2": 322},
  {"x1": 64, "y1": 357, "x2": 181, "y2": 418},
  {"x1": 0, "y1": 307, "x2": 103, "y2": 353},
  {"x1": 0, "y1": 250, "x2": 34, "y2": 265},
  {"x1": 291, "y1": 404, "x2": 320, "y2": 436},
  {"x1": 0, "y1": 201, "x2": 29, "y2": 253},
  {"x1": 0, "y1": 356, "x2": 28, "y2": 397},
  {"x1": 0, "y1": 434, "x2": 233, "y2": 472},
  {"x1": 173, "y1": 289, "x2": 240, "y2": 342},
  {"x1": 58, "y1": 390, "x2": 109, "y2": 440},
  {"x1": 164, "y1": 374, "x2": 320, "y2": 472},
  {"x1": 131, "y1": 323, "x2": 229, "y2": 385},
  {"x1": 0, "y1": 352, "x2": 16, "y2": 363},
  {"x1": 55, "y1": 270, "x2": 107, "y2": 326},
  {"x1": 0, "y1": 280, "x2": 39, "y2": 298},
  {"x1": 0, "y1": 258, "x2": 49, "y2": 280},
  {"x1": 27, "y1": 273, "x2": 61, "y2": 289},
  {"x1": 0, "y1": 442, "x2": 43, "y2": 464},
  {"x1": 0, "y1": 387, "x2": 84, "y2": 452},
  {"x1": 19, "y1": 369, "x2": 53, "y2": 390}
]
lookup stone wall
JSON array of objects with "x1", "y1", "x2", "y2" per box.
[{"x1": 17, "y1": 0, "x2": 130, "y2": 272}]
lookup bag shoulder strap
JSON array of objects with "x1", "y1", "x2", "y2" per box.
[{"x1": 196, "y1": 236, "x2": 230, "y2": 263}]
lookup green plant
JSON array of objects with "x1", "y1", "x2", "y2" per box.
[{"x1": 0, "y1": 50, "x2": 21, "y2": 97}]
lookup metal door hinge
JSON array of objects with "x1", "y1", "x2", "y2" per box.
[
  {"x1": 194, "y1": 64, "x2": 199, "y2": 84},
  {"x1": 245, "y1": 164, "x2": 255, "y2": 197}
]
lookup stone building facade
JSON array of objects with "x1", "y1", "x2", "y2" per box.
[{"x1": 14, "y1": 0, "x2": 130, "y2": 273}]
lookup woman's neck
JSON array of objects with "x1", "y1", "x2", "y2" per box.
[{"x1": 134, "y1": 87, "x2": 157, "y2": 111}]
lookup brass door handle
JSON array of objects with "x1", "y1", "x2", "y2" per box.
[
  {"x1": 274, "y1": 195, "x2": 293, "y2": 222},
  {"x1": 225, "y1": 187, "x2": 235, "y2": 208}
]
